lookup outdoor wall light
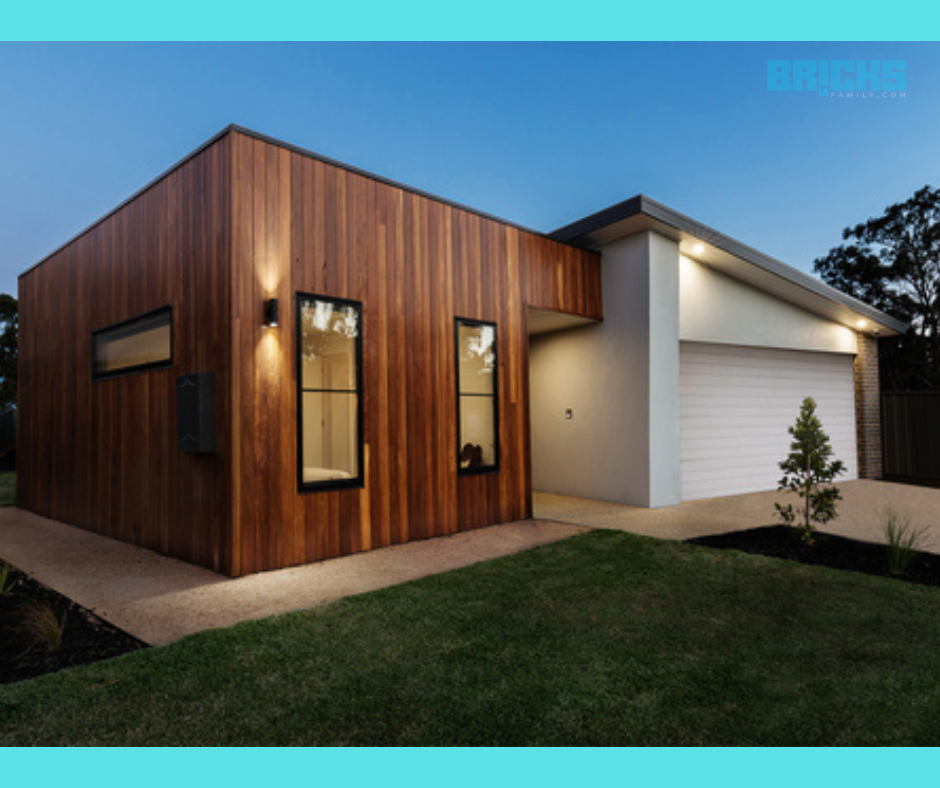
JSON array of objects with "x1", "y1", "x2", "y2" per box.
[
  {"x1": 857, "y1": 319, "x2": 867, "y2": 329},
  {"x1": 692, "y1": 242, "x2": 705, "y2": 255},
  {"x1": 264, "y1": 298, "x2": 279, "y2": 328}
]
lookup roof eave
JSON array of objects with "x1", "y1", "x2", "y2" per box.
[{"x1": 552, "y1": 194, "x2": 909, "y2": 338}]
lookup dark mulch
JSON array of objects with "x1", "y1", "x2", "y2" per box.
[
  {"x1": 690, "y1": 525, "x2": 940, "y2": 588},
  {"x1": 0, "y1": 564, "x2": 147, "y2": 685}
]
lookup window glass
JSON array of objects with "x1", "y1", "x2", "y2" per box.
[
  {"x1": 457, "y1": 320, "x2": 498, "y2": 471},
  {"x1": 300, "y1": 300, "x2": 358, "y2": 391},
  {"x1": 93, "y1": 307, "x2": 171, "y2": 378},
  {"x1": 458, "y1": 323, "x2": 496, "y2": 395},
  {"x1": 298, "y1": 295, "x2": 362, "y2": 488}
]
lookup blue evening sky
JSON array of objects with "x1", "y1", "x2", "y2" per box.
[{"x1": 1, "y1": 41, "x2": 936, "y2": 298}]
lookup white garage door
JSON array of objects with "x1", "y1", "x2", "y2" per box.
[{"x1": 680, "y1": 342, "x2": 858, "y2": 501}]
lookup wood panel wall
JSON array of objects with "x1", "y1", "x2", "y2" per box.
[
  {"x1": 17, "y1": 136, "x2": 233, "y2": 573},
  {"x1": 230, "y1": 131, "x2": 602, "y2": 575},
  {"x1": 18, "y1": 127, "x2": 601, "y2": 577}
]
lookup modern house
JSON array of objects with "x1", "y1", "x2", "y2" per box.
[{"x1": 17, "y1": 126, "x2": 905, "y2": 576}]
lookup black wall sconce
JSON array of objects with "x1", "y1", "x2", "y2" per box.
[{"x1": 264, "y1": 298, "x2": 279, "y2": 328}]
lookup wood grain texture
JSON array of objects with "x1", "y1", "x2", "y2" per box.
[
  {"x1": 19, "y1": 127, "x2": 601, "y2": 576},
  {"x1": 229, "y1": 130, "x2": 601, "y2": 574},
  {"x1": 17, "y1": 136, "x2": 233, "y2": 573}
]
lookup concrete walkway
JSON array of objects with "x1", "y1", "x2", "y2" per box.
[
  {"x1": 0, "y1": 508, "x2": 586, "y2": 646},
  {"x1": 536, "y1": 479, "x2": 940, "y2": 552}
]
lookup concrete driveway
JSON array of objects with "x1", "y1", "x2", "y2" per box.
[{"x1": 535, "y1": 479, "x2": 940, "y2": 552}]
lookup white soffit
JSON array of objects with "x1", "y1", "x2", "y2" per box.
[{"x1": 552, "y1": 195, "x2": 907, "y2": 337}]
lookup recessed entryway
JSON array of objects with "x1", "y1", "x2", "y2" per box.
[{"x1": 526, "y1": 305, "x2": 603, "y2": 508}]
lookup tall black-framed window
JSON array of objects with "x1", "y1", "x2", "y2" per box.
[
  {"x1": 296, "y1": 293, "x2": 364, "y2": 492},
  {"x1": 92, "y1": 306, "x2": 172, "y2": 380},
  {"x1": 456, "y1": 317, "x2": 499, "y2": 474}
]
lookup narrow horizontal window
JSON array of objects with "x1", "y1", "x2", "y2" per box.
[
  {"x1": 297, "y1": 293, "x2": 364, "y2": 491},
  {"x1": 456, "y1": 318, "x2": 499, "y2": 474},
  {"x1": 92, "y1": 306, "x2": 172, "y2": 379}
]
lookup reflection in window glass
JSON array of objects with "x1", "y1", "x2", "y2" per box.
[
  {"x1": 457, "y1": 320, "x2": 498, "y2": 472},
  {"x1": 298, "y1": 295, "x2": 362, "y2": 488},
  {"x1": 93, "y1": 307, "x2": 172, "y2": 378}
]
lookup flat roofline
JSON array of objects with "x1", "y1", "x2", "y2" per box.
[
  {"x1": 552, "y1": 193, "x2": 909, "y2": 336},
  {"x1": 21, "y1": 124, "x2": 572, "y2": 282}
]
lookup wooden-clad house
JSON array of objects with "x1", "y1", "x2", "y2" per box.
[{"x1": 17, "y1": 126, "x2": 603, "y2": 576}]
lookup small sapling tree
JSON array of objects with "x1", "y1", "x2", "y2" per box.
[{"x1": 775, "y1": 397, "x2": 846, "y2": 545}]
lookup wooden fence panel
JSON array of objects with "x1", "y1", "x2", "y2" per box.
[{"x1": 883, "y1": 392, "x2": 940, "y2": 485}]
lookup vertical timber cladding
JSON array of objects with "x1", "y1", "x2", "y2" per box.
[
  {"x1": 229, "y1": 130, "x2": 602, "y2": 575},
  {"x1": 17, "y1": 135, "x2": 234, "y2": 573}
]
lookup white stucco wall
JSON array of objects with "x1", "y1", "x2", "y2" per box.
[
  {"x1": 679, "y1": 255, "x2": 857, "y2": 354},
  {"x1": 647, "y1": 233, "x2": 681, "y2": 506},
  {"x1": 529, "y1": 231, "x2": 681, "y2": 507}
]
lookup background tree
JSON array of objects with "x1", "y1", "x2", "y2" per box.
[
  {"x1": 0, "y1": 294, "x2": 17, "y2": 413},
  {"x1": 814, "y1": 185, "x2": 940, "y2": 390},
  {"x1": 775, "y1": 397, "x2": 846, "y2": 545}
]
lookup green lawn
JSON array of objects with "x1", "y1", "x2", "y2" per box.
[
  {"x1": 0, "y1": 471, "x2": 13, "y2": 506},
  {"x1": 2, "y1": 529, "x2": 940, "y2": 745}
]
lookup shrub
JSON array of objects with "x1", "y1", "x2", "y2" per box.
[
  {"x1": 883, "y1": 508, "x2": 928, "y2": 576},
  {"x1": 775, "y1": 397, "x2": 846, "y2": 545},
  {"x1": 18, "y1": 601, "x2": 66, "y2": 655},
  {"x1": 0, "y1": 560, "x2": 16, "y2": 595}
]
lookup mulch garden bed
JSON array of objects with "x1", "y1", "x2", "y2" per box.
[
  {"x1": 690, "y1": 525, "x2": 940, "y2": 589},
  {"x1": 0, "y1": 563, "x2": 147, "y2": 685}
]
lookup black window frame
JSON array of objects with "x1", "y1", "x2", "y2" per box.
[
  {"x1": 455, "y1": 316, "x2": 500, "y2": 476},
  {"x1": 91, "y1": 305, "x2": 173, "y2": 381},
  {"x1": 296, "y1": 292, "x2": 365, "y2": 493}
]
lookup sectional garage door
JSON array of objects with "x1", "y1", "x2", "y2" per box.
[{"x1": 680, "y1": 342, "x2": 858, "y2": 501}]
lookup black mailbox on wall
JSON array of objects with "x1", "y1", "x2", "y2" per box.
[{"x1": 177, "y1": 373, "x2": 216, "y2": 453}]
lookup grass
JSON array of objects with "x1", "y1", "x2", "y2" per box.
[
  {"x1": 0, "y1": 471, "x2": 13, "y2": 506},
  {"x1": 3, "y1": 529, "x2": 940, "y2": 745}
]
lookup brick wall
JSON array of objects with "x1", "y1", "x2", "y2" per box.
[{"x1": 854, "y1": 332, "x2": 882, "y2": 479}]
